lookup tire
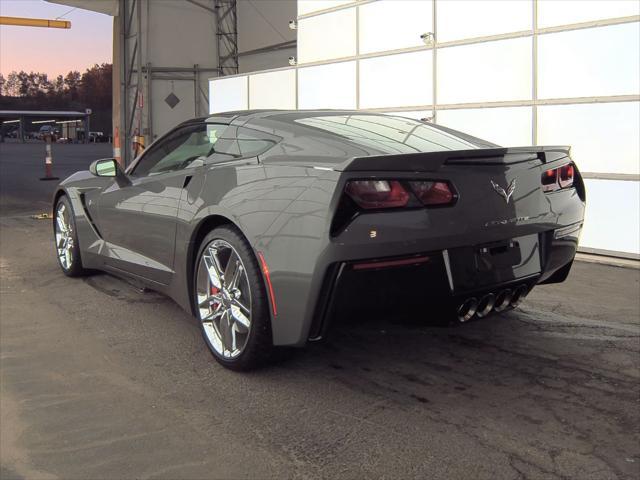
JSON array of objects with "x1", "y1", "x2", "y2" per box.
[
  {"x1": 193, "y1": 225, "x2": 274, "y2": 371},
  {"x1": 54, "y1": 195, "x2": 88, "y2": 277}
]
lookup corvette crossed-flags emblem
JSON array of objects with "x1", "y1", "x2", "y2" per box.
[{"x1": 491, "y1": 179, "x2": 517, "y2": 204}]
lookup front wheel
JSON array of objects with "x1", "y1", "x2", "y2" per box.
[
  {"x1": 194, "y1": 226, "x2": 274, "y2": 370},
  {"x1": 54, "y1": 196, "x2": 87, "y2": 277}
]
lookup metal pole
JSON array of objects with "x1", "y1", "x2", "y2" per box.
[
  {"x1": 532, "y1": 0, "x2": 539, "y2": 146},
  {"x1": 136, "y1": 0, "x2": 143, "y2": 143},
  {"x1": 120, "y1": 0, "x2": 129, "y2": 166},
  {"x1": 194, "y1": 64, "x2": 199, "y2": 117},
  {"x1": 146, "y1": 62, "x2": 153, "y2": 141},
  {"x1": 84, "y1": 114, "x2": 90, "y2": 144}
]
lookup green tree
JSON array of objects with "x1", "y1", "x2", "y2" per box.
[
  {"x1": 64, "y1": 70, "x2": 81, "y2": 100},
  {"x1": 16, "y1": 71, "x2": 30, "y2": 96},
  {"x1": 80, "y1": 63, "x2": 112, "y2": 109},
  {"x1": 3, "y1": 72, "x2": 19, "y2": 96},
  {"x1": 53, "y1": 75, "x2": 65, "y2": 94}
]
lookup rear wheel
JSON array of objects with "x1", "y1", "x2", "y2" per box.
[
  {"x1": 54, "y1": 196, "x2": 87, "y2": 277},
  {"x1": 194, "y1": 226, "x2": 273, "y2": 370}
]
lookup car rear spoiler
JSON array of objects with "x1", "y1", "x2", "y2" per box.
[{"x1": 341, "y1": 146, "x2": 571, "y2": 172}]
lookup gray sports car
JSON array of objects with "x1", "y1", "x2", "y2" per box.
[{"x1": 53, "y1": 110, "x2": 585, "y2": 370}]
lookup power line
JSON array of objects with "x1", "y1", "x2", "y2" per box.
[
  {"x1": 55, "y1": 7, "x2": 77, "y2": 20},
  {"x1": 246, "y1": 0, "x2": 288, "y2": 43}
]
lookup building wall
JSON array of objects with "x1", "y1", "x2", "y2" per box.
[
  {"x1": 209, "y1": 0, "x2": 640, "y2": 256},
  {"x1": 237, "y1": 0, "x2": 296, "y2": 73},
  {"x1": 141, "y1": 1, "x2": 219, "y2": 137},
  {"x1": 137, "y1": 0, "x2": 296, "y2": 138}
]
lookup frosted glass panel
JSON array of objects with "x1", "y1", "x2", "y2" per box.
[
  {"x1": 438, "y1": 0, "x2": 532, "y2": 42},
  {"x1": 359, "y1": 0, "x2": 433, "y2": 54},
  {"x1": 360, "y1": 51, "x2": 432, "y2": 109},
  {"x1": 538, "y1": 102, "x2": 640, "y2": 175},
  {"x1": 581, "y1": 179, "x2": 640, "y2": 255},
  {"x1": 437, "y1": 107, "x2": 532, "y2": 147},
  {"x1": 438, "y1": 37, "x2": 532, "y2": 104},
  {"x1": 298, "y1": 0, "x2": 353, "y2": 16},
  {"x1": 298, "y1": 61, "x2": 356, "y2": 109},
  {"x1": 538, "y1": 23, "x2": 640, "y2": 99},
  {"x1": 249, "y1": 69, "x2": 296, "y2": 110},
  {"x1": 384, "y1": 111, "x2": 434, "y2": 121},
  {"x1": 209, "y1": 76, "x2": 248, "y2": 114},
  {"x1": 538, "y1": 0, "x2": 640, "y2": 28},
  {"x1": 298, "y1": 8, "x2": 356, "y2": 63}
]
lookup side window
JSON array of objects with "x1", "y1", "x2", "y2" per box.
[
  {"x1": 132, "y1": 123, "x2": 228, "y2": 177},
  {"x1": 237, "y1": 128, "x2": 278, "y2": 157},
  {"x1": 209, "y1": 126, "x2": 279, "y2": 162}
]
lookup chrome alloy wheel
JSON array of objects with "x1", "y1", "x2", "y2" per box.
[
  {"x1": 196, "y1": 239, "x2": 252, "y2": 359},
  {"x1": 55, "y1": 202, "x2": 74, "y2": 270}
]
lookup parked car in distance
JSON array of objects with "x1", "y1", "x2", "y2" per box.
[
  {"x1": 38, "y1": 125, "x2": 59, "y2": 141},
  {"x1": 89, "y1": 131, "x2": 108, "y2": 143}
]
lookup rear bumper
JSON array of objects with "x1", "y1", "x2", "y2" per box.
[
  {"x1": 266, "y1": 182, "x2": 584, "y2": 346},
  {"x1": 307, "y1": 224, "x2": 581, "y2": 341}
]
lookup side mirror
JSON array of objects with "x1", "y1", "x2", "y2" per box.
[
  {"x1": 89, "y1": 158, "x2": 131, "y2": 187},
  {"x1": 90, "y1": 158, "x2": 118, "y2": 177}
]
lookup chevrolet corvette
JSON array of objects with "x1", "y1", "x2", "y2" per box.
[{"x1": 52, "y1": 110, "x2": 585, "y2": 370}]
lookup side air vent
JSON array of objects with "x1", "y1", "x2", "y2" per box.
[{"x1": 79, "y1": 193, "x2": 102, "y2": 238}]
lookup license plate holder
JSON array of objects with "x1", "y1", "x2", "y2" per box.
[
  {"x1": 476, "y1": 240, "x2": 521, "y2": 271},
  {"x1": 447, "y1": 234, "x2": 541, "y2": 293}
]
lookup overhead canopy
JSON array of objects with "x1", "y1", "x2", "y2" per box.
[
  {"x1": 45, "y1": 0, "x2": 118, "y2": 16},
  {"x1": 0, "y1": 110, "x2": 90, "y2": 117}
]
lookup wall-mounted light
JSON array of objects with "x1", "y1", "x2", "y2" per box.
[
  {"x1": 32, "y1": 119, "x2": 57, "y2": 124},
  {"x1": 2, "y1": 119, "x2": 20, "y2": 124},
  {"x1": 288, "y1": 56, "x2": 297, "y2": 66},
  {"x1": 420, "y1": 32, "x2": 435, "y2": 46},
  {"x1": 288, "y1": 20, "x2": 297, "y2": 30}
]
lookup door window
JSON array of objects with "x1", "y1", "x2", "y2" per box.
[{"x1": 132, "y1": 124, "x2": 228, "y2": 177}]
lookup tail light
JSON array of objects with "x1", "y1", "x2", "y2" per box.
[
  {"x1": 408, "y1": 181, "x2": 455, "y2": 206},
  {"x1": 541, "y1": 168, "x2": 558, "y2": 192},
  {"x1": 345, "y1": 180, "x2": 410, "y2": 209},
  {"x1": 559, "y1": 163, "x2": 574, "y2": 189},
  {"x1": 334, "y1": 178, "x2": 456, "y2": 235},
  {"x1": 345, "y1": 179, "x2": 456, "y2": 210},
  {"x1": 542, "y1": 163, "x2": 575, "y2": 192}
]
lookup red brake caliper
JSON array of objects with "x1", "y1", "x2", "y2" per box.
[{"x1": 210, "y1": 286, "x2": 220, "y2": 309}]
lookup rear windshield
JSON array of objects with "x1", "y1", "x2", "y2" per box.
[{"x1": 295, "y1": 114, "x2": 497, "y2": 154}]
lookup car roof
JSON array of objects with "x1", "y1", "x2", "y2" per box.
[{"x1": 179, "y1": 109, "x2": 392, "y2": 127}]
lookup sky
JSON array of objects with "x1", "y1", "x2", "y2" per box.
[{"x1": 0, "y1": 0, "x2": 112, "y2": 78}]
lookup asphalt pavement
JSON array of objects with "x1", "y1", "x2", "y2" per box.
[{"x1": 1, "y1": 142, "x2": 639, "y2": 479}]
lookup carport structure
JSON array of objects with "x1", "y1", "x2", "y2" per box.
[
  {"x1": 0, "y1": 109, "x2": 92, "y2": 143},
  {"x1": 46, "y1": 0, "x2": 297, "y2": 166}
]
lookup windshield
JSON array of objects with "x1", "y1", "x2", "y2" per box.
[{"x1": 295, "y1": 114, "x2": 497, "y2": 154}]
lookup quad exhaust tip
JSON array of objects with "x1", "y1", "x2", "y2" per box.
[
  {"x1": 476, "y1": 293, "x2": 496, "y2": 318},
  {"x1": 458, "y1": 285, "x2": 528, "y2": 323},
  {"x1": 494, "y1": 289, "x2": 513, "y2": 312},
  {"x1": 457, "y1": 297, "x2": 478, "y2": 323},
  {"x1": 510, "y1": 285, "x2": 528, "y2": 307}
]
